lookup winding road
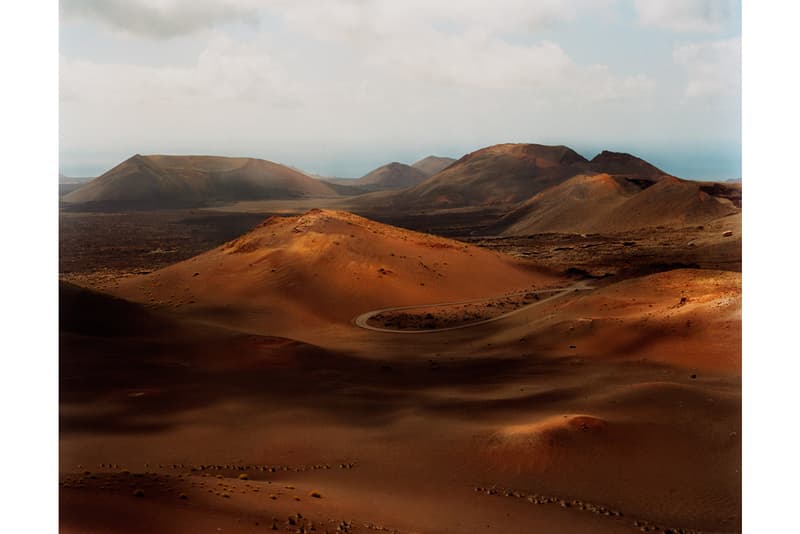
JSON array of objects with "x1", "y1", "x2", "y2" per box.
[{"x1": 353, "y1": 280, "x2": 594, "y2": 334}]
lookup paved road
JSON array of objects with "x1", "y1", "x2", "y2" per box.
[{"x1": 352, "y1": 281, "x2": 594, "y2": 334}]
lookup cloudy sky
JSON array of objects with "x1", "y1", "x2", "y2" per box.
[{"x1": 59, "y1": 0, "x2": 741, "y2": 180}]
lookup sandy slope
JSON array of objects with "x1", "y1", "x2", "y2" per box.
[
  {"x1": 602, "y1": 177, "x2": 738, "y2": 230},
  {"x1": 472, "y1": 268, "x2": 741, "y2": 372},
  {"x1": 498, "y1": 175, "x2": 740, "y2": 235},
  {"x1": 498, "y1": 173, "x2": 642, "y2": 234},
  {"x1": 110, "y1": 209, "x2": 561, "y2": 336}
]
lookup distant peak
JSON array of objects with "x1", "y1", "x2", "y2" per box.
[
  {"x1": 472, "y1": 143, "x2": 588, "y2": 163},
  {"x1": 413, "y1": 155, "x2": 454, "y2": 164},
  {"x1": 410, "y1": 155, "x2": 457, "y2": 176},
  {"x1": 125, "y1": 153, "x2": 155, "y2": 168},
  {"x1": 655, "y1": 175, "x2": 684, "y2": 185},
  {"x1": 589, "y1": 150, "x2": 671, "y2": 179},
  {"x1": 591, "y1": 150, "x2": 643, "y2": 163},
  {"x1": 589, "y1": 150, "x2": 658, "y2": 167}
]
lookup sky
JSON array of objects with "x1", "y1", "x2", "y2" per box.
[{"x1": 59, "y1": 0, "x2": 741, "y2": 180}]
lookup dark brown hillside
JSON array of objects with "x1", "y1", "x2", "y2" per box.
[
  {"x1": 348, "y1": 144, "x2": 591, "y2": 212},
  {"x1": 63, "y1": 154, "x2": 339, "y2": 209}
]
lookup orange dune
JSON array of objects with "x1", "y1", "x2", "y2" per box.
[
  {"x1": 111, "y1": 209, "x2": 562, "y2": 334},
  {"x1": 477, "y1": 268, "x2": 741, "y2": 372}
]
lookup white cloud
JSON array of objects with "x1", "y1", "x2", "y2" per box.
[
  {"x1": 271, "y1": 0, "x2": 631, "y2": 51},
  {"x1": 60, "y1": 34, "x2": 301, "y2": 104},
  {"x1": 61, "y1": 0, "x2": 594, "y2": 40},
  {"x1": 277, "y1": 0, "x2": 591, "y2": 41},
  {"x1": 267, "y1": 0, "x2": 650, "y2": 101},
  {"x1": 634, "y1": 0, "x2": 737, "y2": 33},
  {"x1": 366, "y1": 30, "x2": 654, "y2": 101},
  {"x1": 60, "y1": 0, "x2": 261, "y2": 38},
  {"x1": 673, "y1": 37, "x2": 741, "y2": 99}
]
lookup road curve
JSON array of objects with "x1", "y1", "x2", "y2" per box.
[{"x1": 352, "y1": 281, "x2": 594, "y2": 334}]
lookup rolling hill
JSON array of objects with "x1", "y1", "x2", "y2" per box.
[
  {"x1": 587, "y1": 150, "x2": 672, "y2": 181},
  {"x1": 62, "y1": 154, "x2": 340, "y2": 208},
  {"x1": 338, "y1": 143, "x2": 737, "y2": 235},
  {"x1": 598, "y1": 176, "x2": 740, "y2": 231},
  {"x1": 495, "y1": 173, "x2": 643, "y2": 234},
  {"x1": 348, "y1": 144, "x2": 592, "y2": 212},
  {"x1": 411, "y1": 155, "x2": 456, "y2": 176},
  {"x1": 326, "y1": 162, "x2": 430, "y2": 192},
  {"x1": 496, "y1": 175, "x2": 740, "y2": 235},
  {"x1": 111, "y1": 209, "x2": 559, "y2": 334},
  {"x1": 322, "y1": 156, "x2": 455, "y2": 193}
]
